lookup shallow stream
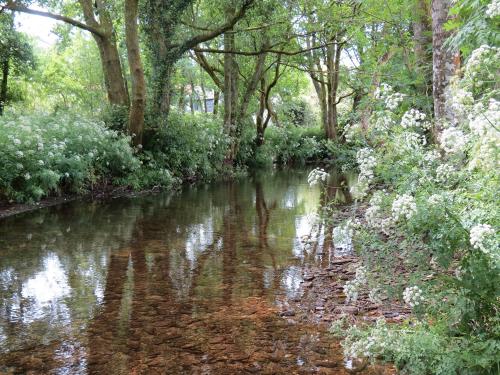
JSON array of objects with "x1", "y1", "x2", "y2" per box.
[{"x1": 0, "y1": 169, "x2": 359, "y2": 374}]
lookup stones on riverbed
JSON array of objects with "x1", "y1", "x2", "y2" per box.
[
  {"x1": 302, "y1": 274, "x2": 315, "y2": 281},
  {"x1": 280, "y1": 310, "x2": 296, "y2": 317},
  {"x1": 314, "y1": 359, "x2": 339, "y2": 368},
  {"x1": 330, "y1": 258, "x2": 354, "y2": 265}
]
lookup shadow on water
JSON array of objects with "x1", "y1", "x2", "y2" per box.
[{"x1": 0, "y1": 169, "x2": 362, "y2": 374}]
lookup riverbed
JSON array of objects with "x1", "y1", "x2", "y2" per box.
[{"x1": 0, "y1": 169, "x2": 368, "y2": 374}]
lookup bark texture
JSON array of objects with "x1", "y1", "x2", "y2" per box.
[
  {"x1": 0, "y1": 60, "x2": 9, "y2": 116},
  {"x1": 431, "y1": 0, "x2": 458, "y2": 125},
  {"x1": 125, "y1": 0, "x2": 146, "y2": 146}
]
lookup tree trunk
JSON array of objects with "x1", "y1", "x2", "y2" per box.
[
  {"x1": 413, "y1": 0, "x2": 432, "y2": 96},
  {"x1": 325, "y1": 42, "x2": 341, "y2": 140},
  {"x1": 223, "y1": 31, "x2": 238, "y2": 162},
  {"x1": 431, "y1": 0, "x2": 458, "y2": 126},
  {"x1": 213, "y1": 91, "x2": 219, "y2": 115},
  {"x1": 255, "y1": 78, "x2": 266, "y2": 147},
  {"x1": 124, "y1": 0, "x2": 146, "y2": 146},
  {"x1": 94, "y1": 36, "x2": 130, "y2": 107},
  {"x1": 79, "y1": 0, "x2": 129, "y2": 108},
  {"x1": 0, "y1": 60, "x2": 9, "y2": 116}
]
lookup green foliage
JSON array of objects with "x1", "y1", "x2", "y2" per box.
[
  {"x1": 333, "y1": 42, "x2": 500, "y2": 373},
  {"x1": 0, "y1": 112, "x2": 169, "y2": 202},
  {"x1": 263, "y1": 125, "x2": 324, "y2": 165},
  {"x1": 24, "y1": 33, "x2": 106, "y2": 113},
  {"x1": 446, "y1": 0, "x2": 500, "y2": 55},
  {"x1": 143, "y1": 111, "x2": 230, "y2": 180},
  {"x1": 101, "y1": 104, "x2": 129, "y2": 132}
]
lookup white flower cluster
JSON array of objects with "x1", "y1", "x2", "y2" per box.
[
  {"x1": 374, "y1": 83, "x2": 405, "y2": 110},
  {"x1": 365, "y1": 192, "x2": 383, "y2": 226},
  {"x1": 344, "y1": 266, "x2": 367, "y2": 303},
  {"x1": 440, "y1": 127, "x2": 468, "y2": 154},
  {"x1": 401, "y1": 109, "x2": 429, "y2": 130},
  {"x1": 470, "y1": 224, "x2": 497, "y2": 257},
  {"x1": 403, "y1": 286, "x2": 424, "y2": 308},
  {"x1": 486, "y1": 0, "x2": 500, "y2": 18},
  {"x1": 469, "y1": 99, "x2": 500, "y2": 138},
  {"x1": 307, "y1": 168, "x2": 329, "y2": 186},
  {"x1": 392, "y1": 194, "x2": 417, "y2": 221},
  {"x1": 435, "y1": 164, "x2": 456, "y2": 184},
  {"x1": 364, "y1": 191, "x2": 394, "y2": 234},
  {"x1": 464, "y1": 45, "x2": 500, "y2": 83},
  {"x1": 343, "y1": 318, "x2": 392, "y2": 360},
  {"x1": 448, "y1": 87, "x2": 474, "y2": 122},
  {"x1": 344, "y1": 123, "x2": 362, "y2": 143},
  {"x1": 373, "y1": 114, "x2": 396, "y2": 132},
  {"x1": 400, "y1": 131, "x2": 427, "y2": 151},
  {"x1": 373, "y1": 83, "x2": 392, "y2": 100},
  {"x1": 420, "y1": 150, "x2": 441, "y2": 172},
  {"x1": 466, "y1": 99, "x2": 500, "y2": 169},
  {"x1": 385, "y1": 92, "x2": 405, "y2": 111},
  {"x1": 357, "y1": 148, "x2": 376, "y2": 178},
  {"x1": 352, "y1": 148, "x2": 376, "y2": 197},
  {"x1": 428, "y1": 193, "x2": 445, "y2": 206}
]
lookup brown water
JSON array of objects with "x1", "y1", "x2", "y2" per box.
[{"x1": 0, "y1": 169, "x2": 357, "y2": 374}]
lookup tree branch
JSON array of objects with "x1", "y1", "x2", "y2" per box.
[
  {"x1": 1, "y1": 1, "x2": 105, "y2": 37},
  {"x1": 176, "y1": 0, "x2": 255, "y2": 54},
  {"x1": 193, "y1": 40, "x2": 345, "y2": 57}
]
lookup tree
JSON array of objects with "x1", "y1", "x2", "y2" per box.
[
  {"x1": 0, "y1": 12, "x2": 34, "y2": 115},
  {"x1": 1, "y1": 0, "x2": 129, "y2": 107},
  {"x1": 124, "y1": 0, "x2": 146, "y2": 146},
  {"x1": 295, "y1": 0, "x2": 360, "y2": 140},
  {"x1": 141, "y1": 0, "x2": 254, "y2": 119},
  {"x1": 431, "y1": 0, "x2": 459, "y2": 125}
]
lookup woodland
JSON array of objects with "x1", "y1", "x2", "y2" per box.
[{"x1": 0, "y1": 0, "x2": 499, "y2": 373}]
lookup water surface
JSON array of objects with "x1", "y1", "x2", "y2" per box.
[{"x1": 0, "y1": 169, "x2": 356, "y2": 374}]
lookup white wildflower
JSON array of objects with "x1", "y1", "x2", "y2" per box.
[
  {"x1": 435, "y1": 164, "x2": 456, "y2": 184},
  {"x1": 403, "y1": 286, "x2": 424, "y2": 308},
  {"x1": 401, "y1": 109, "x2": 428, "y2": 129},
  {"x1": 392, "y1": 194, "x2": 417, "y2": 221},
  {"x1": 440, "y1": 127, "x2": 468, "y2": 154},
  {"x1": 307, "y1": 168, "x2": 329, "y2": 186},
  {"x1": 486, "y1": 0, "x2": 500, "y2": 18},
  {"x1": 470, "y1": 224, "x2": 497, "y2": 256}
]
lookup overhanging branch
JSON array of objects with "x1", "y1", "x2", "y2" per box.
[{"x1": 1, "y1": 1, "x2": 105, "y2": 37}]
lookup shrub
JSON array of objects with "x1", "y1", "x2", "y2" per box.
[
  {"x1": 328, "y1": 45, "x2": 500, "y2": 374},
  {"x1": 143, "y1": 111, "x2": 229, "y2": 180},
  {"x1": 0, "y1": 112, "x2": 143, "y2": 202}
]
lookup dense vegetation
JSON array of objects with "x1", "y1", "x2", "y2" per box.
[{"x1": 0, "y1": 0, "x2": 498, "y2": 373}]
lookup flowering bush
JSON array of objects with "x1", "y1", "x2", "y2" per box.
[
  {"x1": 0, "y1": 112, "x2": 185, "y2": 202},
  {"x1": 307, "y1": 167, "x2": 329, "y2": 186},
  {"x1": 330, "y1": 44, "x2": 500, "y2": 374},
  {"x1": 0, "y1": 113, "x2": 148, "y2": 202}
]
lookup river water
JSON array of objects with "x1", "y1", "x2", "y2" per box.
[{"x1": 0, "y1": 169, "x2": 357, "y2": 374}]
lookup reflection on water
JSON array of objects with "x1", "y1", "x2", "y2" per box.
[{"x1": 0, "y1": 169, "x2": 357, "y2": 374}]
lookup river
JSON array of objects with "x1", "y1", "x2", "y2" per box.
[{"x1": 0, "y1": 169, "x2": 359, "y2": 374}]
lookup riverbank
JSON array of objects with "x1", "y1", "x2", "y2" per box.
[{"x1": 0, "y1": 185, "x2": 165, "y2": 220}]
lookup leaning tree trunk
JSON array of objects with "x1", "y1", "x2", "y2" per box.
[
  {"x1": 79, "y1": 0, "x2": 129, "y2": 107},
  {"x1": 124, "y1": 0, "x2": 146, "y2": 146},
  {"x1": 0, "y1": 60, "x2": 9, "y2": 116},
  {"x1": 431, "y1": 0, "x2": 458, "y2": 126},
  {"x1": 94, "y1": 36, "x2": 130, "y2": 107}
]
